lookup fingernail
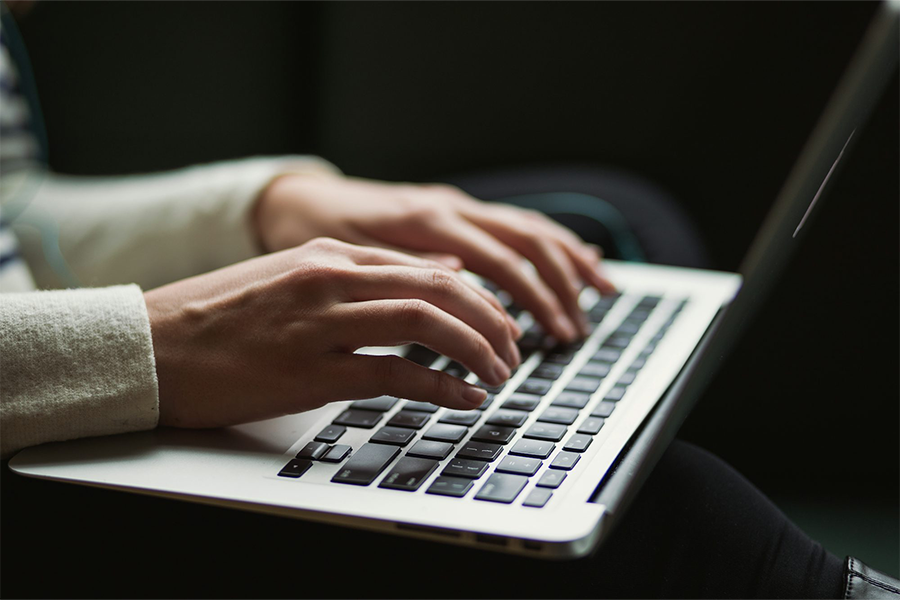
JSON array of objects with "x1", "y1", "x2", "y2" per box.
[
  {"x1": 506, "y1": 340, "x2": 521, "y2": 368},
  {"x1": 506, "y1": 313, "x2": 523, "y2": 339},
  {"x1": 462, "y1": 385, "x2": 488, "y2": 406},
  {"x1": 493, "y1": 356, "x2": 511, "y2": 383}
]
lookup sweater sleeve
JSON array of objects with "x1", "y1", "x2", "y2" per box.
[
  {"x1": 10, "y1": 155, "x2": 340, "y2": 290},
  {"x1": 0, "y1": 285, "x2": 158, "y2": 458}
]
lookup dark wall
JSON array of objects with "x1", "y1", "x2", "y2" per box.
[{"x1": 15, "y1": 2, "x2": 898, "y2": 500}]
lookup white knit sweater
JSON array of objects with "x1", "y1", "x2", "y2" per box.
[{"x1": 0, "y1": 156, "x2": 339, "y2": 458}]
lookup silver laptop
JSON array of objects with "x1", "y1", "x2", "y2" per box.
[{"x1": 9, "y1": 1, "x2": 898, "y2": 560}]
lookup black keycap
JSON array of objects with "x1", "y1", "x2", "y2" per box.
[
  {"x1": 565, "y1": 376, "x2": 602, "y2": 394},
  {"x1": 579, "y1": 361, "x2": 611, "y2": 378},
  {"x1": 406, "y1": 440, "x2": 454, "y2": 460},
  {"x1": 442, "y1": 458, "x2": 490, "y2": 479},
  {"x1": 456, "y1": 441, "x2": 503, "y2": 462},
  {"x1": 496, "y1": 456, "x2": 542, "y2": 476},
  {"x1": 405, "y1": 344, "x2": 439, "y2": 367},
  {"x1": 320, "y1": 444, "x2": 352, "y2": 463},
  {"x1": 563, "y1": 434, "x2": 593, "y2": 452},
  {"x1": 531, "y1": 363, "x2": 565, "y2": 380},
  {"x1": 538, "y1": 406, "x2": 580, "y2": 425},
  {"x1": 471, "y1": 424, "x2": 517, "y2": 445},
  {"x1": 278, "y1": 458, "x2": 312, "y2": 478},
  {"x1": 422, "y1": 423, "x2": 468, "y2": 443},
  {"x1": 486, "y1": 409, "x2": 529, "y2": 428},
  {"x1": 331, "y1": 443, "x2": 400, "y2": 485},
  {"x1": 616, "y1": 321, "x2": 642, "y2": 335},
  {"x1": 443, "y1": 361, "x2": 469, "y2": 379},
  {"x1": 536, "y1": 470, "x2": 567, "y2": 488},
  {"x1": 604, "y1": 334, "x2": 632, "y2": 349},
  {"x1": 543, "y1": 350, "x2": 576, "y2": 365},
  {"x1": 604, "y1": 386, "x2": 627, "y2": 402},
  {"x1": 629, "y1": 308, "x2": 653, "y2": 321},
  {"x1": 297, "y1": 441, "x2": 330, "y2": 460},
  {"x1": 617, "y1": 371, "x2": 637, "y2": 386},
  {"x1": 333, "y1": 409, "x2": 383, "y2": 429},
  {"x1": 550, "y1": 451, "x2": 581, "y2": 470},
  {"x1": 475, "y1": 473, "x2": 529, "y2": 504},
  {"x1": 591, "y1": 401, "x2": 616, "y2": 418},
  {"x1": 350, "y1": 396, "x2": 399, "y2": 412},
  {"x1": 638, "y1": 295, "x2": 662, "y2": 308},
  {"x1": 517, "y1": 378, "x2": 553, "y2": 396},
  {"x1": 502, "y1": 393, "x2": 541, "y2": 412},
  {"x1": 592, "y1": 294, "x2": 620, "y2": 311},
  {"x1": 552, "y1": 391, "x2": 591, "y2": 409},
  {"x1": 509, "y1": 439, "x2": 556, "y2": 459},
  {"x1": 593, "y1": 348, "x2": 622, "y2": 363},
  {"x1": 370, "y1": 426, "x2": 417, "y2": 446},
  {"x1": 587, "y1": 308, "x2": 608, "y2": 323},
  {"x1": 315, "y1": 424, "x2": 346, "y2": 443},
  {"x1": 387, "y1": 410, "x2": 431, "y2": 430},
  {"x1": 577, "y1": 417, "x2": 605, "y2": 435},
  {"x1": 630, "y1": 357, "x2": 647, "y2": 370},
  {"x1": 438, "y1": 410, "x2": 481, "y2": 426},
  {"x1": 379, "y1": 457, "x2": 439, "y2": 491},
  {"x1": 426, "y1": 476, "x2": 474, "y2": 498},
  {"x1": 640, "y1": 342, "x2": 658, "y2": 357},
  {"x1": 475, "y1": 394, "x2": 495, "y2": 411},
  {"x1": 523, "y1": 422, "x2": 568, "y2": 442},
  {"x1": 522, "y1": 488, "x2": 553, "y2": 508},
  {"x1": 404, "y1": 401, "x2": 441, "y2": 413},
  {"x1": 478, "y1": 382, "x2": 505, "y2": 394},
  {"x1": 517, "y1": 331, "x2": 545, "y2": 354}
]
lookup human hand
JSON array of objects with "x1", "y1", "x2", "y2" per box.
[
  {"x1": 254, "y1": 175, "x2": 616, "y2": 342},
  {"x1": 145, "y1": 238, "x2": 521, "y2": 428}
]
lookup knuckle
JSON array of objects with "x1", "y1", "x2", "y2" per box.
[
  {"x1": 397, "y1": 298, "x2": 431, "y2": 329},
  {"x1": 431, "y1": 370, "x2": 455, "y2": 400},
  {"x1": 427, "y1": 269, "x2": 457, "y2": 298}
]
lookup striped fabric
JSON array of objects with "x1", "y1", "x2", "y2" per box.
[{"x1": 0, "y1": 14, "x2": 40, "y2": 292}]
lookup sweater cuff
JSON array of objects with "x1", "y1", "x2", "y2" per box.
[{"x1": 0, "y1": 285, "x2": 158, "y2": 458}]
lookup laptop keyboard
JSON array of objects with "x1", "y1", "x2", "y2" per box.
[{"x1": 278, "y1": 291, "x2": 687, "y2": 508}]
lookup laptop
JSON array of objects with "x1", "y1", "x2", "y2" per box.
[{"x1": 9, "y1": 1, "x2": 898, "y2": 560}]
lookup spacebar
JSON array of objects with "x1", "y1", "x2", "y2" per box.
[{"x1": 331, "y1": 443, "x2": 400, "y2": 486}]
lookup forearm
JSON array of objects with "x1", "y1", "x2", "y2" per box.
[
  {"x1": 10, "y1": 156, "x2": 339, "y2": 290},
  {"x1": 0, "y1": 285, "x2": 159, "y2": 458}
]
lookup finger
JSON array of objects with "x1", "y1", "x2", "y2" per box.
[
  {"x1": 346, "y1": 266, "x2": 520, "y2": 368},
  {"x1": 461, "y1": 215, "x2": 589, "y2": 336},
  {"x1": 350, "y1": 231, "x2": 466, "y2": 271},
  {"x1": 426, "y1": 218, "x2": 578, "y2": 342},
  {"x1": 332, "y1": 299, "x2": 512, "y2": 386},
  {"x1": 524, "y1": 215, "x2": 617, "y2": 294},
  {"x1": 332, "y1": 353, "x2": 488, "y2": 410}
]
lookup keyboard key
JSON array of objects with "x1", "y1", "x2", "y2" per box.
[
  {"x1": 422, "y1": 423, "x2": 468, "y2": 443},
  {"x1": 630, "y1": 357, "x2": 647, "y2": 370},
  {"x1": 616, "y1": 321, "x2": 642, "y2": 335},
  {"x1": 443, "y1": 361, "x2": 469, "y2": 379},
  {"x1": 577, "y1": 417, "x2": 605, "y2": 435},
  {"x1": 314, "y1": 424, "x2": 346, "y2": 443},
  {"x1": 350, "y1": 396, "x2": 399, "y2": 412},
  {"x1": 331, "y1": 443, "x2": 400, "y2": 485},
  {"x1": 486, "y1": 409, "x2": 529, "y2": 428},
  {"x1": 404, "y1": 401, "x2": 440, "y2": 413},
  {"x1": 617, "y1": 371, "x2": 637, "y2": 386},
  {"x1": 509, "y1": 439, "x2": 556, "y2": 459},
  {"x1": 565, "y1": 376, "x2": 602, "y2": 394},
  {"x1": 471, "y1": 424, "x2": 516, "y2": 445},
  {"x1": 638, "y1": 295, "x2": 662, "y2": 308},
  {"x1": 604, "y1": 335, "x2": 632, "y2": 349},
  {"x1": 406, "y1": 440, "x2": 454, "y2": 460},
  {"x1": 550, "y1": 451, "x2": 581, "y2": 470},
  {"x1": 522, "y1": 487, "x2": 553, "y2": 508},
  {"x1": 404, "y1": 344, "x2": 439, "y2": 366},
  {"x1": 563, "y1": 434, "x2": 593, "y2": 452},
  {"x1": 477, "y1": 382, "x2": 505, "y2": 394},
  {"x1": 629, "y1": 308, "x2": 653, "y2": 321},
  {"x1": 320, "y1": 444, "x2": 352, "y2": 463},
  {"x1": 278, "y1": 458, "x2": 312, "y2": 478},
  {"x1": 496, "y1": 456, "x2": 542, "y2": 476},
  {"x1": 604, "y1": 386, "x2": 627, "y2": 402},
  {"x1": 591, "y1": 401, "x2": 616, "y2": 418},
  {"x1": 502, "y1": 393, "x2": 541, "y2": 412},
  {"x1": 387, "y1": 410, "x2": 431, "y2": 430},
  {"x1": 543, "y1": 350, "x2": 577, "y2": 365},
  {"x1": 593, "y1": 348, "x2": 622, "y2": 363},
  {"x1": 333, "y1": 409, "x2": 382, "y2": 429},
  {"x1": 517, "y1": 378, "x2": 553, "y2": 396},
  {"x1": 297, "y1": 441, "x2": 330, "y2": 460},
  {"x1": 531, "y1": 363, "x2": 565, "y2": 380},
  {"x1": 538, "y1": 406, "x2": 580, "y2": 425},
  {"x1": 474, "y1": 394, "x2": 495, "y2": 411},
  {"x1": 456, "y1": 441, "x2": 503, "y2": 462},
  {"x1": 475, "y1": 473, "x2": 529, "y2": 504},
  {"x1": 426, "y1": 476, "x2": 474, "y2": 498},
  {"x1": 379, "y1": 456, "x2": 439, "y2": 491},
  {"x1": 442, "y1": 458, "x2": 490, "y2": 479},
  {"x1": 370, "y1": 426, "x2": 417, "y2": 446},
  {"x1": 592, "y1": 294, "x2": 620, "y2": 311},
  {"x1": 438, "y1": 410, "x2": 481, "y2": 426},
  {"x1": 523, "y1": 422, "x2": 568, "y2": 442},
  {"x1": 536, "y1": 470, "x2": 567, "y2": 488},
  {"x1": 578, "y1": 361, "x2": 611, "y2": 378},
  {"x1": 552, "y1": 391, "x2": 591, "y2": 409}
]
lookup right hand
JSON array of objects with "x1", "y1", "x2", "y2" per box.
[{"x1": 144, "y1": 237, "x2": 522, "y2": 428}]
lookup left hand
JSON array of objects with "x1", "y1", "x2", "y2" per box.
[{"x1": 253, "y1": 175, "x2": 617, "y2": 341}]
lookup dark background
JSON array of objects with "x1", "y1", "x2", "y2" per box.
[{"x1": 2, "y1": 2, "x2": 897, "y2": 595}]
